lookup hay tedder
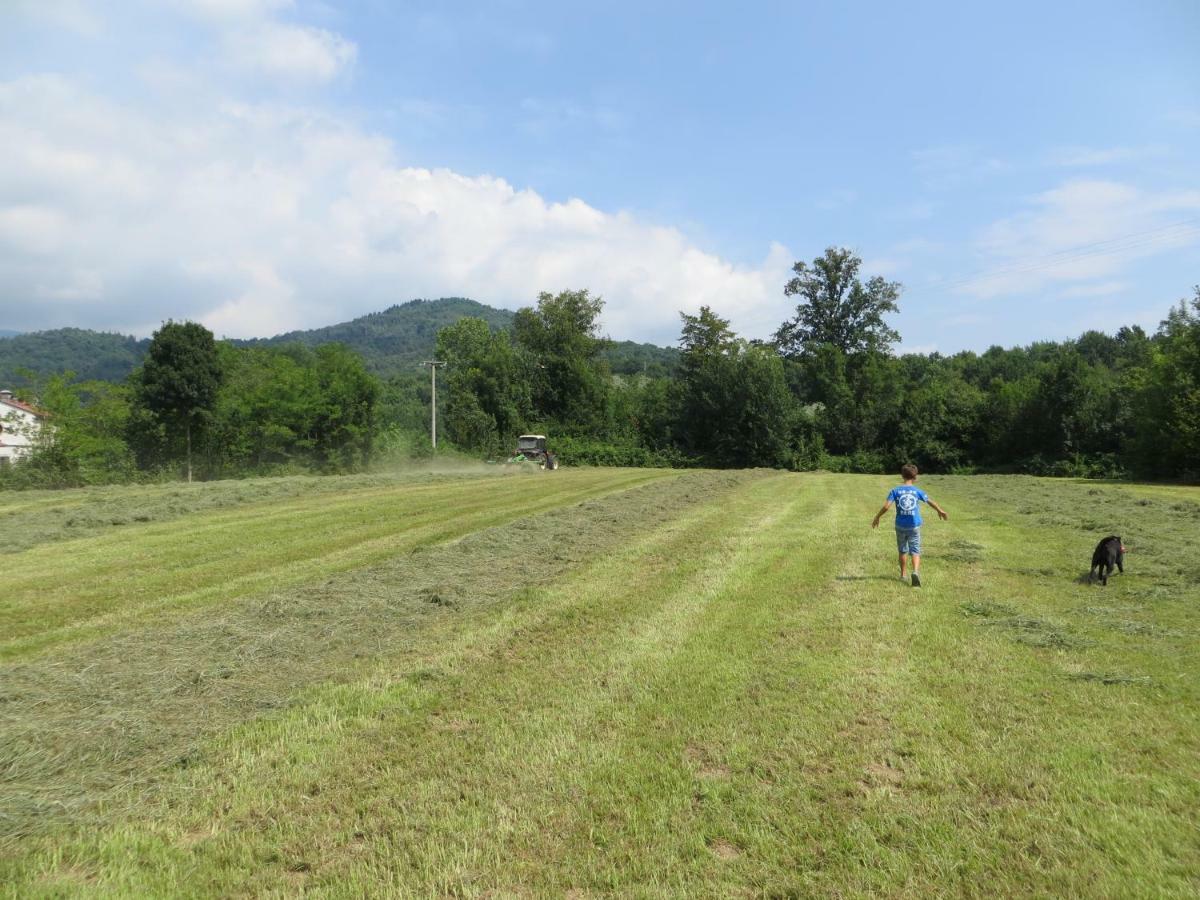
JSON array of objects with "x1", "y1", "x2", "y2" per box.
[{"x1": 507, "y1": 434, "x2": 559, "y2": 470}]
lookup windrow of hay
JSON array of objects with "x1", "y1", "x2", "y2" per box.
[
  {"x1": 0, "y1": 470, "x2": 759, "y2": 844},
  {"x1": 2, "y1": 467, "x2": 670, "y2": 659},
  {"x1": 0, "y1": 467, "x2": 509, "y2": 554}
]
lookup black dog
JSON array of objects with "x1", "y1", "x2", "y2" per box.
[{"x1": 1089, "y1": 535, "x2": 1126, "y2": 585}]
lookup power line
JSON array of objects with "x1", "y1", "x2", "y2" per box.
[
  {"x1": 939, "y1": 220, "x2": 1200, "y2": 291},
  {"x1": 934, "y1": 218, "x2": 1200, "y2": 292}
]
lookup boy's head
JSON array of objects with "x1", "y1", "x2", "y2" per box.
[{"x1": 900, "y1": 463, "x2": 919, "y2": 481}]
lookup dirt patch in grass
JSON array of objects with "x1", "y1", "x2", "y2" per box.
[
  {"x1": 860, "y1": 759, "x2": 905, "y2": 792},
  {"x1": 708, "y1": 839, "x2": 742, "y2": 860},
  {"x1": 0, "y1": 470, "x2": 756, "y2": 844}
]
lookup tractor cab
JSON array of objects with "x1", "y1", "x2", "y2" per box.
[
  {"x1": 510, "y1": 434, "x2": 559, "y2": 470},
  {"x1": 517, "y1": 434, "x2": 546, "y2": 453}
]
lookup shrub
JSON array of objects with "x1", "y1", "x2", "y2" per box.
[{"x1": 551, "y1": 435, "x2": 696, "y2": 468}]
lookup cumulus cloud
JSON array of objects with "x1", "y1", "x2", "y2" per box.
[
  {"x1": 173, "y1": 0, "x2": 294, "y2": 22},
  {"x1": 167, "y1": 0, "x2": 357, "y2": 83},
  {"x1": 9, "y1": 0, "x2": 103, "y2": 35},
  {"x1": 222, "y1": 22, "x2": 357, "y2": 82},
  {"x1": 0, "y1": 75, "x2": 792, "y2": 343},
  {"x1": 960, "y1": 179, "x2": 1200, "y2": 298}
]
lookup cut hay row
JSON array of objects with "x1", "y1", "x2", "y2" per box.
[{"x1": 1, "y1": 467, "x2": 674, "y2": 660}]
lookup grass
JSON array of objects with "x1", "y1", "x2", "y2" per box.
[
  {"x1": 0, "y1": 466, "x2": 674, "y2": 659},
  {"x1": 1, "y1": 470, "x2": 1198, "y2": 896}
]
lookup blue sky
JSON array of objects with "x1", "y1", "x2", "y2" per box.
[{"x1": 1, "y1": 1, "x2": 1198, "y2": 352}]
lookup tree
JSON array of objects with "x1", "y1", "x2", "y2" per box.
[
  {"x1": 207, "y1": 344, "x2": 318, "y2": 473},
  {"x1": 511, "y1": 289, "x2": 611, "y2": 428},
  {"x1": 132, "y1": 321, "x2": 222, "y2": 482},
  {"x1": 310, "y1": 344, "x2": 380, "y2": 471},
  {"x1": 1128, "y1": 287, "x2": 1200, "y2": 478},
  {"x1": 0, "y1": 374, "x2": 134, "y2": 487},
  {"x1": 436, "y1": 317, "x2": 530, "y2": 454},
  {"x1": 676, "y1": 307, "x2": 815, "y2": 468},
  {"x1": 775, "y1": 247, "x2": 901, "y2": 358}
]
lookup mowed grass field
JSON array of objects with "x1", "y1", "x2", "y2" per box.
[{"x1": 2, "y1": 467, "x2": 1198, "y2": 897}]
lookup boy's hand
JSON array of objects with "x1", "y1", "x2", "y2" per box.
[
  {"x1": 871, "y1": 516, "x2": 880, "y2": 529},
  {"x1": 938, "y1": 509, "x2": 948, "y2": 521}
]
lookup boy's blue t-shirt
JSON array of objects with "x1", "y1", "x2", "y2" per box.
[{"x1": 887, "y1": 484, "x2": 929, "y2": 528}]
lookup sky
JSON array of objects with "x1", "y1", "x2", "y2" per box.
[{"x1": 1, "y1": 1, "x2": 1198, "y2": 353}]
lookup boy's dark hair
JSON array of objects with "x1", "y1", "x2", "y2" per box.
[{"x1": 900, "y1": 463, "x2": 919, "y2": 480}]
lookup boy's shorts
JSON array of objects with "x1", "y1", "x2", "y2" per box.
[{"x1": 896, "y1": 527, "x2": 921, "y2": 555}]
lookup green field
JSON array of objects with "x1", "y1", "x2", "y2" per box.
[{"x1": 2, "y1": 468, "x2": 1198, "y2": 897}]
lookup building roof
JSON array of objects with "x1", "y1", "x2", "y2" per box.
[{"x1": 0, "y1": 392, "x2": 45, "y2": 417}]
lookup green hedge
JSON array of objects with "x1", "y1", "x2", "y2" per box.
[{"x1": 551, "y1": 436, "x2": 696, "y2": 469}]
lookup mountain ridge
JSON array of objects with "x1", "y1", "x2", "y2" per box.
[{"x1": 0, "y1": 298, "x2": 679, "y2": 387}]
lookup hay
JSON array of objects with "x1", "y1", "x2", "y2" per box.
[{"x1": 0, "y1": 470, "x2": 756, "y2": 843}]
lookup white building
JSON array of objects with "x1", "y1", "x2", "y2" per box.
[{"x1": 0, "y1": 390, "x2": 46, "y2": 466}]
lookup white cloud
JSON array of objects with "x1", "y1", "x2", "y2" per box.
[
  {"x1": 222, "y1": 22, "x2": 357, "y2": 82},
  {"x1": 0, "y1": 76, "x2": 792, "y2": 343},
  {"x1": 10, "y1": 0, "x2": 104, "y2": 35},
  {"x1": 961, "y1": 179, "x2": 1200, "y2": 298},
  {"x1": 0, "y1": 205, "x2": 69, "y2": 256},
  {"x1": 174, "y1": 0, "x2": 293, "y2": 22},
  {"x1": 169, "y1": 0, "x2": 357, "y2": 83}
]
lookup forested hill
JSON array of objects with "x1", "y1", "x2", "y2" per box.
[
  {"x1": 231, "y1": 297, "x2": 678, "y2": 376},
  {"x1": 231, "y1": 297, "x2": 516, "y2": 375},
  {"x1": 0, "y1": 297, "x2": 680, "y2": 386},
  {"x1": 0, "y1": 328, "x2": 150, "y2": 386},
  {"x1": 0, "y1": 329, "x2": 21, "y2": 338}
]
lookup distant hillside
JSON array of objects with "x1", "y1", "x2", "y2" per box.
[
  {"x1": 0, "y1": 328, "x2": 149, "y2": 388},
  {"x1": 0, "y1": 329, "x2": 21, "y2": 338},
  {"x1": 605, "y1": 339, "x2": 679, "y2": 376},
  {"x1": 234, "y1": 297, "x2": 516, "y2": 376},
  {"x1": 0, "y1": 297, "x2": 679, "y2": 385}
]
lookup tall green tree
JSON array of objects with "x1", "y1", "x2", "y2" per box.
[
  {"x1": 677, "y1": 307, "x2": 816, "y2": 468},
  {"x1": 310, "y1": 344, "x2": 380, "y2": 471},
  {"x1": 207, "y1": 344, "x2": 317, "y2": 472},
  {"x1": 132, "y1": 321, "x2": 222, "y2": 482},
  {"x1": 1129, "y1": 287, "x2": 1200, "y2": 478},
  {"x1": 436, "y1": 317, "x2": 530, "y2": 454},
  {"x1": 775, "y1": 247, "x2": 901, "y2": 358},
  {"x1": 511, "y1": 289, "x2": 611, "y2": 429}
]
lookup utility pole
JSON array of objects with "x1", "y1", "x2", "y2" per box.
[{"x1": 421, "y1": 360, "x2": 446, "y2": 449}]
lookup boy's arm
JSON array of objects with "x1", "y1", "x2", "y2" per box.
[
  {"x1": 927, "y1": 498, "x2": 949, "y2": 521},
  {"x1": 871, "y1": 501, "x2": 892, "y2": 528}
]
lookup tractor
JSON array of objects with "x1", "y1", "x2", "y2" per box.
[{"x1": 507, "y1": 434, "x2": 559, "y2": 470}]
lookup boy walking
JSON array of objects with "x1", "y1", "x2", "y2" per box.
[{"x1": 871, "y1": 463, "x2": 948, "y2": 587}]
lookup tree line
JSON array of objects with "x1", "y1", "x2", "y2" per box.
[
  {"x1": 2, "y1": 247, "x2": 1198, "y2": 488},
  {"x1": 435, "y1": 249, "x2": 1200, "y2": 482}
]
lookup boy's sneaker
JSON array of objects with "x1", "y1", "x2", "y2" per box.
[{"x1": 911, "y1": 573, "x2": 922, "y2": 588}]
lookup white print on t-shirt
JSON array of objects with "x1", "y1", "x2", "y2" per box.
[{"x1": 896, "y1": 491, "x2": 919, "y2": 514}]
